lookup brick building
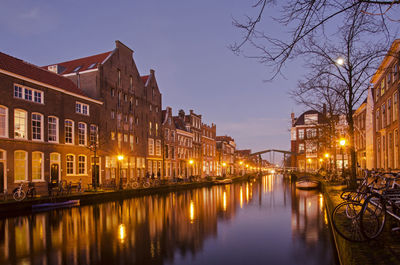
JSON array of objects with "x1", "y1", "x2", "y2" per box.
[
  {"x1": 201, "y1": 123, "x2": 216, "y2": 177},
  {"x1": 184, "y1": 110, "x2": 202, "y2": 176},
  {"x1": 162, "y1": 107, "x2": 177, "y2": 179},
  {"x1": 0, "y1": 51, "x2": 102, "y2": 194},
  {"x1": 216, "y1": 136, "x2": 236, "y2": 176},
  {"x1": 43, "y1": 40, "x2": 162, "y2": 184},
  {"x1": 174, "y1": 110, "x2": 193, "y2": 178},
  {"x1": 290, "y1": 110, "x2": 327, "y2": 172},
  {"x1": 372, "y1": 39, "x2": 400, "y2": 170}
]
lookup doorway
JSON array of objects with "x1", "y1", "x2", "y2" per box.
[{"x1": 0, "y1": 162, "x2": 4, "y2": 193}]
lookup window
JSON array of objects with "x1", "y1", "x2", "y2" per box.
[
  {"x1": 118, "y1": 133, "x2": 122, "y2": 148},
  {"x1": 111, "y1": 131, "x2": 115, "y2": 140},
  {"x1": 394, "y1": 64, "x2": 398, "y2": 80},
  {"x1": 32, "y1": 152, "x2": 43, "y2": 181},
  {"x1": 388, "y1": 98, "x2": 392, "y2": 124},
  {"x1": 78, "y1": 155, "x2": 86, "y2": 174},
  {"x1": 376, "y1": 109, "x2": 380, "y2": 131},
  {"x1": 73, "y1": 66, "x2": 82, "y2": 72},
  {"x1": 14, "y1": 109, "x2": 27, "y2": 139},
  {"x1": 149, "y1": 122, "x2": 152, "y2": 135},
  {"x1": 117, "y1": 113, "x2": 121, "y2": 127},
  {"x1": 48, "y1": 116, "x2": 58, "y2": 142},
  {"x1": 78, "y1": 122, "x2": 87, "y2": 145},
  {"x1": 14, "y1": 151, "x2": 27, "y2": 181},
  {"x1": 394, "y1": 92, "x2": 398, "y2": 122},
  {"x1": 89, "y1": 125, "x2": 98, "y2": 146},
  {"x1": 382, "y1": 103, "x2": 386, "y2": 128},
  {"x1": 14, "y1": 84, "x2": 43, "y2": 104},
  {"x1": 136, "y1": 99, "x2": 138, "y2": 106},
  {"x1": 298, "y1": 144, "x2": 304, "y2": 152},
  {"x1": 129, "y1": 116, "x2": 133, "y2": 130},
  {"x1": 88, "y1": 63, "x2": 97, "y2": 69},
  {"x1": 387, "y1": 72, "x2": 392, "y2": 86},
  {"x1": 111, "y1": 88, "x2": 115, "y2": 97},
  {"x1": 31, "y1": 113, "x2": 43, "y2": 141},
  {"x1": 306, "y1": 128, "x2": 316, "y2": 138},
  {"x1": 66, "y1": 155, "x2": 75, "y2": 175},
  {"x1": 124, "y1": 134, "x2": 128, "y2": 142},
  {"x1": 171, "y1": 131, "x2": 175, "y2": 142},
  {"x1": 0, "y1": 106, "x2": 8, "y2": 138},
  {"x1": 118, "y1": 69, "x2": 121, "y2": 87},
  {"x1": 130, "y1": 76, "x2": 133, "y2": 91},
  {"x1": 65, "y1": 120, "x2": 74, "y2": 144},
  {"x1": 156, "y1": 140, "x2": 161, "y2": 156},
  {"x1": 76, "y1": 102, "x2": 89, "y2": 115},
  {"x1": 148, "y1": 138, "x2": 154, "y2": 155},
  {"x1": 155, "y1": 123, "x2": 158, "y2": 136},
  {"x1": 165, "y1": 129, "x2": 169, "y2": 141},
  {"x1": 298, "y1": 129, "x2": 304, "y2": 140},
  {"x1": 291, "y1": 128, "x2": 296, "y2": 141},
  {"x1": 136, "y1": 136, "x2": 139, "y2": 144},
  {"x1": 130, "y1": 135, "x2": 134, "y2": 151},
  {"x1": 381, "y1": 79, "x2": 386, "y2": 95},
  {"x1": 111, "y1": 110, "x2": 115, "y2": 119}
]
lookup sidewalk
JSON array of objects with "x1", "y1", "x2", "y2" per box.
[
  {"x1": 0, "y1": 175, "x2": 251, "y2": 216},
  {"x1": 323, "y1": 183, "x2": 400, "y2": 265}
]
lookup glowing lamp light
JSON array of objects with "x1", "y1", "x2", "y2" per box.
[
  {"x1": 189, "y1": 159, "x2": 194, "y2": 165},
  {"x1": 339, "y1": 139, "x2": 346, "y2": 146},
  {"x1": 324, "y1": 153, "x2": 330, "y2": 158},
  {"x1": 336, "y1": 57, "x2": 344, "y2": 66},
  {"x1": 239, "y1": 161, "x2": 243, "y2": 165},
  {"x1": 222, "y1": 162, "x2": 227, "y2": 167},
  {"x1": 307, "y1": 158, "x2": 311, "y2": 163},
  {"x1": 319, "y1": 158, "x2": 323, "y2": 162},
  {"x1": 117, "y1": 155, "x2": 124, "y2": 161}
]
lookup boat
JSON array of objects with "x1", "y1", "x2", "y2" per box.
[
  {"x1": 214, "y1": 179, "x2": 233, "y2": 185},
  {"x1": 32, "y1": 200, "x2": 80, "y2": 210},
  {"x1": 295, "y1": 178, "x2": 320, "y2": 190}
]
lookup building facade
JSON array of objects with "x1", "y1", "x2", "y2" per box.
[
  {"x1": 174, "y1": 111, "x2": 194, "y2": 179},
  {"x1": 44, "y1": 40, "x2": 162, "y2": 184},
  {"x1": 354, "y1": 100, "x2": 367, "y2": 172},
  {"x1": 162, "y1": 107, "x2": 177, "y2": 179},
  {"x1": 372, "y1": 40, "x2": 400, "y2": 170},
  {"x1": 216, "y1": 136, "x2": 236, "y2": 176},
  {"x1": 201, "y1": 123, "x2": 216, "y2": 177},
  {"x1": 0, "y1": 52, "x2": 102, "y2": 194}
]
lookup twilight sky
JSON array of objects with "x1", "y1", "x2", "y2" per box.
[{"x1": 0, "y1": 0, "x2": 307, "y2": 161}]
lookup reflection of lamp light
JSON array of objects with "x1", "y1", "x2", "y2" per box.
[
  {"x1": 119, "y1": 224, "x2": 126, "y2": 243},
  {"x1": 190, "y1": 200, "x2": 195, "y2": 223},
  {"x1": 223, "y1": 191, "x2": 227, "y2": 211}
]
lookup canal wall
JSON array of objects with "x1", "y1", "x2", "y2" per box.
[
  {"x1": 0, "y1": 175, "x2": 252, "y2": 216},
  {"x1": 322, "y1": 182, "x2": 400, "y2": 265}
]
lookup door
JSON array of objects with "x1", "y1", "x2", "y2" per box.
[
  {"x1": 92, "y1": 165, "x2": 99, "y2": 187},
  {"x1": 50, "y1": 164, "x2": 59, "y2": 185},
  {"x1": 0, "y1": 162, "x2": 4, "y2": 193}
]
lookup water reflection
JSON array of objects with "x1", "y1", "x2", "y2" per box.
[{"x1": 0, "y1": 175, "x2": 336, "y2": 265}]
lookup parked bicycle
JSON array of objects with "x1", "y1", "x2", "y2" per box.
[{"x1": 13, "y1": 181, "x2": 36, "y2": 201}]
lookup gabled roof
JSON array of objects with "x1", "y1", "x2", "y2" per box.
[
  {"x1": 42, "y1": 51, "x2": 113, "y2": 75},
  {"x1": 0, "y1": 51, "x2": 88, "y2": 97},
  {"x1": 173, "y1": 116, "x2": 188, "y2": 131},
  {"x1": 293, "y1": 110, "x2": 326, "y2": 126},
  {"x1": 216, "y1": 135, "x2": 234, "y2": 142}
]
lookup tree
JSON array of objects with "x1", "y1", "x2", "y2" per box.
[
  {"x1": 231, "y1": 0, "x2": 399, "y2": 77},
  {"x1": 290, "y1": 5, "x2": 393, "y2": 185}
]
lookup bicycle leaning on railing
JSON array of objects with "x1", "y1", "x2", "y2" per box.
[{"x1": 13, "y1": 181, "x2": 36, "y2": 201}]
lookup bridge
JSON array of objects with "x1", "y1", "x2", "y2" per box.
[{"x1": 249, "y1": 149, "x2": 297, "y2": 174}]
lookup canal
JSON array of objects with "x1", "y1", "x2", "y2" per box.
[{"x1": 0, "y1": 175, "x2": 338, "y2": 265}]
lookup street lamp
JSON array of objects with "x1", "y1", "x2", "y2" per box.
[
  {"x1": 336, "y1": 57, "x2": 344, "y2": 66},
  {"x1": 222, "y1": 162, "x2": 227, "y2": 177},
  {"x1": 118, "y1": 155, "x2": 124, "y2": 190},
  {"x1": 189, "y1": 159, "x2": 194, "y2": 177},
  {"x1": 339, "y1": 139, "x2": 346, "y2": 178}
]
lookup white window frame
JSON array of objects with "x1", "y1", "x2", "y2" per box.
[
  {"x1": 32, "y1": 151, "x2": 44, "y2": 181},
  {"x1": 13, "y1": 84, "x2": 44, "y2": 104},
  {"x1": 14, "y1": 109, "x2": 27, "y2": 140},
  {"x1": 31, "y1": 113, "x2": 44, "y2": 141},
  {"x1": 89, "y1": 124, "x2": 98, "y2": 146},
  {"x1": 78, "y1": 155, "x2": 87, "y2": 175},
  {"x1": 48, "y1": 116, "x2": 59, "y2": 143},
  {"x1": 148, "y1": 138, "x2": 154, "y2": 155},
  {"x1": 65, "y1": 120, "x2": 74, "y2": 144},
  {"x1": 66, "y1": 154, "x2": 75, "y2": 175},
  {"x1": 14, "y1": 150, "x2": 27, "y2": 182},
  {"x1": 75, "y1": 102, "x2": 89, "y2": 116},
  {"x1": 78, "y1": 122, "x2": 87, "y2": 146},
  {"x1": 0, "y1": 105, "x2": 8, "y2": 138}
]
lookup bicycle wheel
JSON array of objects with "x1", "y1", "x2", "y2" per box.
[
  {"x1": 13, "y1": 190, "x2": 26, "y2": 201},
  {"x1": 332, "y1": 201, "x2": 367, "y2": 242},
  {"x1": 360, "y1": 193, "x2": 386, "y2": 240},
  {"x1": 143, "y1": 181, "x2": 150, "y2": 188}
]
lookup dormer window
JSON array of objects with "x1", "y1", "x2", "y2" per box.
[
  {"x1": 73, "y1": 66, "x2": 82, "y2": 72},
  {"x1": 87, "y1": 63, "x2": 97, "y2": 69}
]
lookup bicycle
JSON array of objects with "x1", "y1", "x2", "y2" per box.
[{"x1": 13, "y1": 181, "x2": 35, "y2": 201}]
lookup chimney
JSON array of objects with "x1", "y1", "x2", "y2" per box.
[
  {"x1": 178, "y1": 109, "x2": 185, "y2": 119},
  {"x1": 291, "y1": 112, "x2": 295, "y2": 126}
]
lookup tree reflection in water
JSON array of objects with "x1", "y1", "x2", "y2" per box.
[{"x1": 0, "y1": 175, "x2": 337, "y2": 265}]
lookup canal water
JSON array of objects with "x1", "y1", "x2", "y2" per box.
[{"x1": 0, "y1": 175, "x2": 338, "y2": 265}]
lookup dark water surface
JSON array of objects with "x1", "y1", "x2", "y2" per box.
[{"x1": 0, "y1": 175, "x2": 338, "y2": 265}]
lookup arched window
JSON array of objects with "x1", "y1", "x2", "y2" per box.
[
  {"x1": 32, "y1": 113, "x2": 43, "y2": 141},
  {"x1": 78, "y1": 155, "x2": 86, "y2": 175},
  {"x1": 14, "y1": 109, "x2": 27, "y2": 139},
  {"x1": 66, "y1": 154, "x2": 75, "y2": 175},
  {"x1": 14, "y1": 150, "x2": 27, "y2": 181},
  {"x1": 0, "y1": 106, "x2": 8, "y2": 138},
  {"x1": 65, "y1": 120, "x2": 74, "y2": 144},
  {"x1": 32, "y1": 152, "x2": 44, "y2": 180}
]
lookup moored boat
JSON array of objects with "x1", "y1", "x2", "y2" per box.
[
  {"x1": 295, "y1": 178, "x2": 320, "y2": 190},
  {"x1": 32, "y1": 200, "x2": 80, "y2": 211},
  {"x1": 214, "y1": 179, "x2": 233, "y2": 185}
]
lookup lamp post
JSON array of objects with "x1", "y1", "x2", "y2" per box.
[
  {"x1": 118, "y1": 155, "x2": 124, "y2": 190},
  {"x1": 222, "y1": 162, "x2": 227, "y2": 177},
  {"x1": 339, "y1": 139, "x2": 346, "y2": 178},
  {"x1": 324, "y1": 153, "x2": 330, "y2": 171}
]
